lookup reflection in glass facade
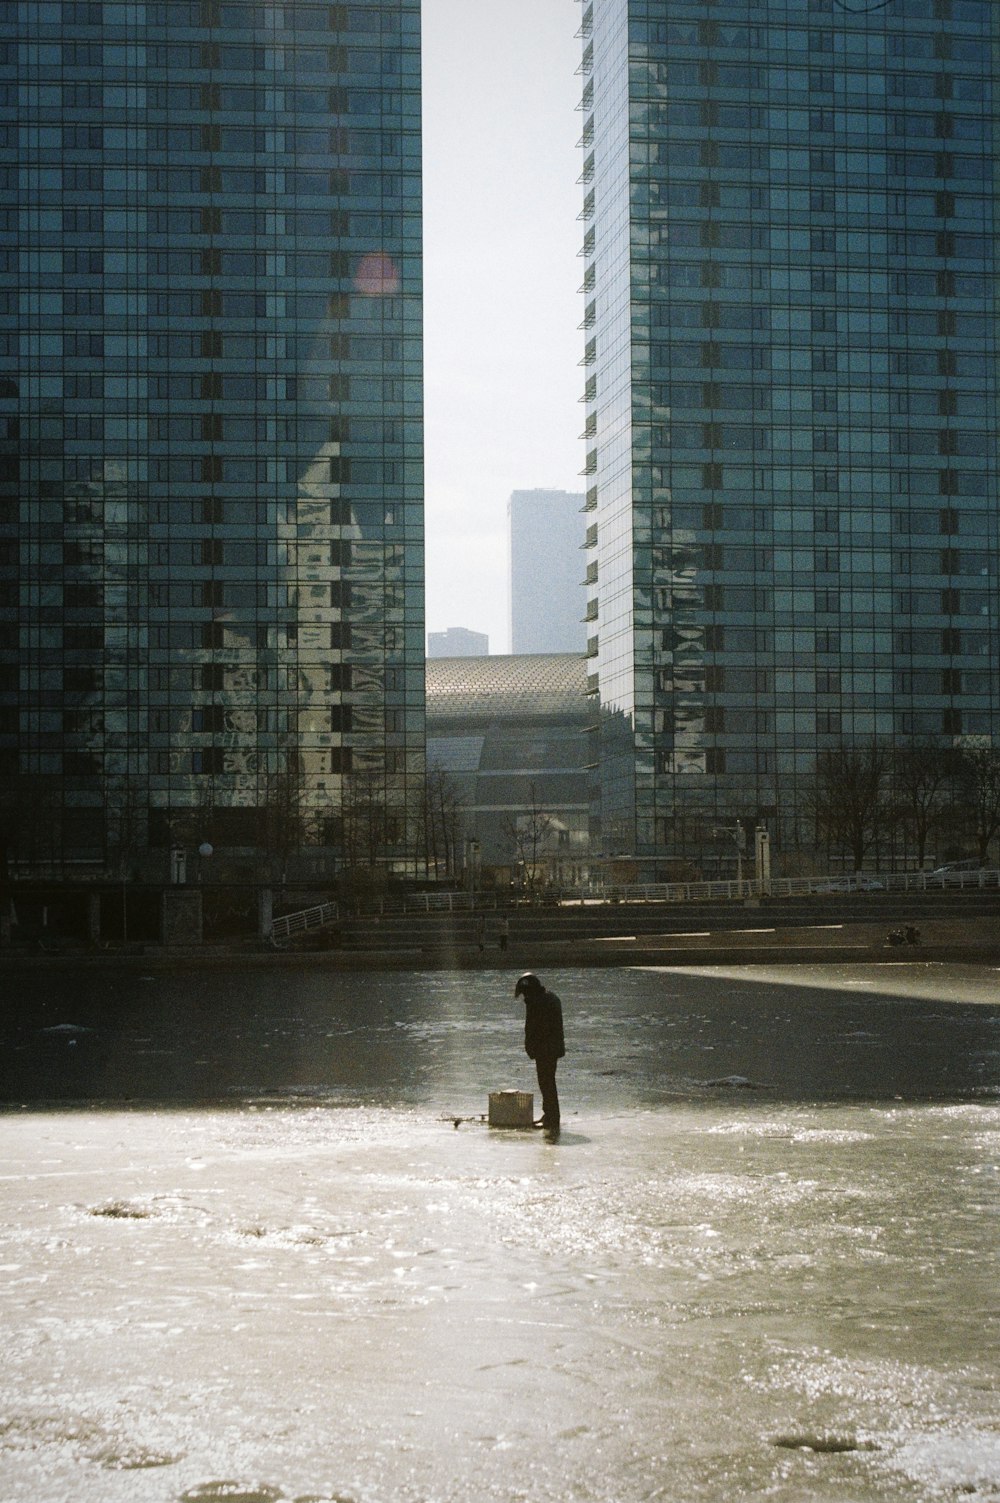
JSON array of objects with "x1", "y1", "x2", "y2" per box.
[
  {"x1": 580, "y1": 0, "x2": 1000, "y2": 869},
  {"x1": 1, "y1": 0, "x2": 424, "y2": 873}
]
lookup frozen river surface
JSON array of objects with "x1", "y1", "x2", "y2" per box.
[{"x1": 1, "y1": 961, "x2": 998, "y2": 1503}]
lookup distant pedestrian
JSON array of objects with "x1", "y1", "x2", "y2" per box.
[
  {"x1": 514, "y1": 972, "x2": 564, "y2": 1131},
  {"x1": 475, "y1": 914, "x2": 485, "y2": 953},
  {"x1": 497, "y1": 915, "x2": 509, "y2": 952}
]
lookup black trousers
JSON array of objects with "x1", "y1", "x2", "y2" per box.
[{"x1": 534, "y1": 1054, "x2": 560, "y2": 1126}]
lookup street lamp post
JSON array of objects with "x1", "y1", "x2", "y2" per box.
[
  {"x1": 754, "y1": 825, "x2": 771, "y2": 895},
  {"x1": 713, "y1": 824, "x2": 746, "y2": 895},
  {"x1": 466, "y1": 837, "x2": 480, "y2": 903}
]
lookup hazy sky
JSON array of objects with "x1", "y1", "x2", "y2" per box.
[{"x1": 421, "y1": 0, "x2": 583, "y2": 654}]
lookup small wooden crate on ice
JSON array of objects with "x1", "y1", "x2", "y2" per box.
[{"x1": 488, "y1": 1090, "x2": 534, "y2": 1128}]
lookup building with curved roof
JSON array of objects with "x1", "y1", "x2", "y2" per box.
[
  {"x1": 427, "y1": 654, "x2": 587, "y2": 722},
  {"x1": 426, "y1": 654, "x2": 591, "y2": 880}
]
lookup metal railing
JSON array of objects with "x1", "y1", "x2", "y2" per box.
[
  {"x1": 270, "y1": 900, "x2": 338, "y2": 946},
  {"x1": 405, "y1": 891, "x2": 486, "y2": 913},
  {"x1": 591, "y1": 868, "x2": 1000, "y2": 905},
  {"x1": 403, "y1": 869, "x2": 999, "y2": 913}
]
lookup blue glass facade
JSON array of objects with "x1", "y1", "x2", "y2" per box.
[
  {"x1": 581, "y1": 0, "x2": 1000, "y2": 867},
  {"x1": 1, "y1": 0, "x2": 424, "y2": 872}
]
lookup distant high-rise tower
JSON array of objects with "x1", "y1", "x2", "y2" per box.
[
  {"x1": 580, "y1": 0, "x2": 1000, "y2": 866},
  {"x1": 1, "y1": 0, "x2": 424, "y2": 874},
  {"x1": 508, "y1": 489, "x2": 586, "y2": 654},
  {"x1": 428, "y1": 628, "x2": 489, "y2": 659}
]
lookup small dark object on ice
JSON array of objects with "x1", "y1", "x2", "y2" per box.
[
  {"x1": 703, "y1": 1074, "x2": 766, "y2": 1089},
  {"x1": 886, "y1": 925, "x2": 920, "y2": 947},
  {"x1": 771, "y1": 1433, "x2": 875, "y2": 1455}
]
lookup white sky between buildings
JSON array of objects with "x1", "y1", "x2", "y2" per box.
[{"x1": 421, "y1": 0, "x2": 584, "y2": 654}]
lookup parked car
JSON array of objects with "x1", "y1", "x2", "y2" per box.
[{"x1": 927, "y1": 861, "x2": 998, "y2": 887}]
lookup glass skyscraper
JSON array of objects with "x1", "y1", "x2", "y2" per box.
[
  {"x1": 1, "y1": 0, "x2": 423, "y2": 875},
  {"x1": 580, "y1": 0, "x2": 999, "y2": 868}
]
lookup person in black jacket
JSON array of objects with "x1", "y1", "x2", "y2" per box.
[{"x1": 514, "y1": 972, "x2": 564, "y2": 1130}]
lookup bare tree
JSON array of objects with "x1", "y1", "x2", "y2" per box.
[
  {"x1": 954, "y1": 738, "x2": 1000, "y2": 864},
  {"x1": 341, "y1": 767, "x2": 394, "y2": 871},
  {"x1": 423, "y1": 763, "x2": 464, "y2": 880},
  {"x1": 258, "y1": 762, "x2": 315, "y2": 887},
  {"x1": 107, "y1": 778, "x2": 145, "y2": 944},
  {"x1": 805, "y1": 740, "x2": 894, "y2": 870},
  {"x1": 504, "y1": 783, "x2": 556, "y2": 896},
  {"x1": 892, "y1": 741, "x2": 954, "y2": 869},
  {"x1": 0, "y1": 775, "x2": 62, "y2": 876},
  {"x1": 164, "y1": 779, "x2": 216, "y2": 867}
]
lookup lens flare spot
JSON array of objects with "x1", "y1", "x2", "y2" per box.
[{"x1": 354, "y1": 251, "x2": 400, "y2": 295}]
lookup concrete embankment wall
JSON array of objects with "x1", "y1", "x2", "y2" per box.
[{"x1": 2, "y1": 897, "x2": 996, "y2": 972}]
